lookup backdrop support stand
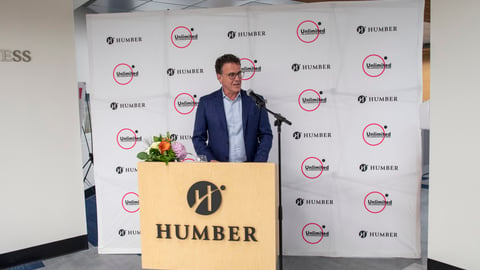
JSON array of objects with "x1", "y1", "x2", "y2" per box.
[{"x1": 81, "y1": 92, "x2": 94, "y2": 185}]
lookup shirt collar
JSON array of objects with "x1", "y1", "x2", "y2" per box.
[{"x1": 222, "y1": 88, "x2": 241, "y2": 101}]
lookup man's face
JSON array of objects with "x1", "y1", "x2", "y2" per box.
[{"x1": 217, "y1": 62, "x2": 242, "y2": 98}]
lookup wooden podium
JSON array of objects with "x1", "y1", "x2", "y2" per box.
[{"x1": 137, "y1": 162, "x2": 278, "y2": 270}]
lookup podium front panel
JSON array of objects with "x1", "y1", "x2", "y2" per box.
[{"x1": 138, "y1": 162, "x2": 278, "y2": 270}]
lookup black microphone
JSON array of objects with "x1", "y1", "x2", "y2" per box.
[{"x1": 247, "y1": 89, "x2": 266, "y2": 107}]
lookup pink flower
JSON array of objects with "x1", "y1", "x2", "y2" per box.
[{"x1": 171, "y1": 142, "x2": 187, "y2": 160}]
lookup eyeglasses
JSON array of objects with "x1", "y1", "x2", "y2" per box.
[{"x1": 224, "y1": 71, "x2": 244, "y2": 80}]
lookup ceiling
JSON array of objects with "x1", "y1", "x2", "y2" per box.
[
  {"x1": 76, "y1": 0, "x2": 300, "y2": 12},
  {"x1": 75, "y1": 0, "x2": 429, "y2": 45}
]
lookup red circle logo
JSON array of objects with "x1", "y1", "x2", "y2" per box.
[
  {"x1": 364, "y1": 191, "x2": 387, "y2": 214},
  {"x1": 116, "y1": 128, "x2": 138, "y2": 150},
  {"x1": 171, "y1": 26, "x2": 193, "y2": 48},
  {"x1": 174, "y1": 93, "x2": 196, "y2": 115},
  {"x1": 362, "y1": 123, "x2": 386, "y2": 146},
  {"x1": 113, "y1": 63, "x2": 134, "y2": 85},
  {"x1": 298, "y1": 89, "x2": 322, "y2": 112},
  {"x1": 301, "y1": 157, "x2": 325, "y2": 179},
  {"x1": 362, "y1": 54, "x2": 386, "y2": 77},
  {"x1": 240, "y1": 58, "x2": 256, "y2": 80},
  {"x1": 296, "y1": 20, "x2": 321, "y2": 43},
  {"x1": 122, "y1": 192, "x2": 139, "y2": 213},
  {"x1": 302, "y1": 223, "x2": 325, "y2": 244}
]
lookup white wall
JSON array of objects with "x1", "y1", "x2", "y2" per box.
[
  {"x1": 0, "y1": 0, "x2": 87, "y2": 254},
  {"x1": 429, "y1": 1, "x2": 480, "y2": 269},
  {"x1": 75, "y1": 6, "x2": 93, "y2": 84}
]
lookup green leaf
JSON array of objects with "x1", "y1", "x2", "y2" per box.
[
  {"x1": 137, "y1": 152, "x2": 149, "y2": 160},
  {"x1": 149, "y1": 148, "x2": 160, "y2": 155}
]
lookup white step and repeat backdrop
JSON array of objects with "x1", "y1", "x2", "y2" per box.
[{"x1": 87, "y1": 0, "x2": 424, "y2": 257}]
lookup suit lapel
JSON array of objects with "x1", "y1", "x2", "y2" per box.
[
  {"x1": 241, "y1": 90, "x2": 250, "y2": 132},
  {"x1": 214, "y1": 89, "x2": 228, "y2": 137}
]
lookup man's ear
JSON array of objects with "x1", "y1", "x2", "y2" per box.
[{"x1": 216, "y1": 73, "x2": 222, "y2": 82}]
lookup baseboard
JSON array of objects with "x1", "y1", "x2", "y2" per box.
[
  {"x1": 0, "y1": 234, "x2": 88, "y2": 269},
  {"x1": 84, "y1": 185, "x2": 96, "y2": 198},
  {"x1": 428, "y1": 258, "x2": 465, "y2": 270}
]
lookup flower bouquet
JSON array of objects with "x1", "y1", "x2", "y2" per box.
[{"x1": 137, "y1": 132, "x2": 187, "y2": 164}]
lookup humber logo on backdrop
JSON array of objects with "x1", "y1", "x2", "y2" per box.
[
  {"x1": 356, "y1": 25, "x2": 398, "y2": 35},
  {"x1": 227, "y1": 30, "x2": 266, "y2": 39},
  {"x1": 118, "y1": 228, "x2": 141, "y2": 237},
  {"x1": 359, "y1": 163, "x2": 399, "y2": 173},
  {"x1": 110, "y1": 102, "x2": 146, "y2": 110},
  {"x1": 115, "y1": 166, "x2": 137, "y2": 175},
  {"x1": 296, "y1": 198, "x2": 334, "y2": 206},
  {"x1": 106, "y1": 36, "x2": 143, "y2": 44},
  {"x1": 358, "y1": 95, "x2": 399, "y2": 104},
  {"x1": 359, "y1": 230, "x2": 398, "y2": 239},
  {"x1": 169, "y1": 133, "x2": 193, "y2": 142}
]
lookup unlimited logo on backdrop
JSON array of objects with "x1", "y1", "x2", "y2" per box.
[
  {"x1": 116, "y1": 128, "x2": 143, "y2": 150},
  {"x1": 121, "y1": 192, "x2": 139, "y2": 213},
  {"x1": 363, "y1": 191, "x2": 393, "y2": 214},
  {"x1": 301, "y1": 157, "x2": 330, "y2": 179},
  {"x1": 298, "y1": 89, "x2": 328, "y2": 112},
  {"x1": 302, "y1": 223, "x2": 330, "y2": 244},
  {"x1": 362, "y1": 123, "x2": 391, "y2": 146},
  {"x1": 240, "y1": 58, "x2": 262, "y2": 80},
  {"x1": 362, "y1": 54, "x2": 392, "y2": 77},
  {"x1": 112, "y1": 63, "x2": 139, "y2": 85},
  {"x1": 296, "y1": 20, "x2": 326, "y2": 43},
  {"x1": 171, "y1": 26, "x2": 198, "y2": 48},
  {"x1": 174, "y1": 93, "x2": 198, "y2": 115}
]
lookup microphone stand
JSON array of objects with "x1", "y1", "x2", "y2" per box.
[{"x1": 255, "y1": 99, "x2": 292, "y2": 270}]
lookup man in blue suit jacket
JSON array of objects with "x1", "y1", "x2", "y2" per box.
[{"x1": 192, "y1": 54, "x2": 273, "y2": 162}]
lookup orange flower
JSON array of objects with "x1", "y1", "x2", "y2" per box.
[{"x1": 158, "y1": 139, "x2": 171, "y2": 154}]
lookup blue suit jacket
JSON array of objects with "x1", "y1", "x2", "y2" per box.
[{"x1": 192, "y1": 89, "x2": 273, "y2": 162}]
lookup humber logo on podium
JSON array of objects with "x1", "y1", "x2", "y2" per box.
[
  {"x1": 155, "y1": 180, "x2": 258, "y2": 242},
  {"x1": 187, "y1": 181, "x2": 224, "y2": 215}
]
